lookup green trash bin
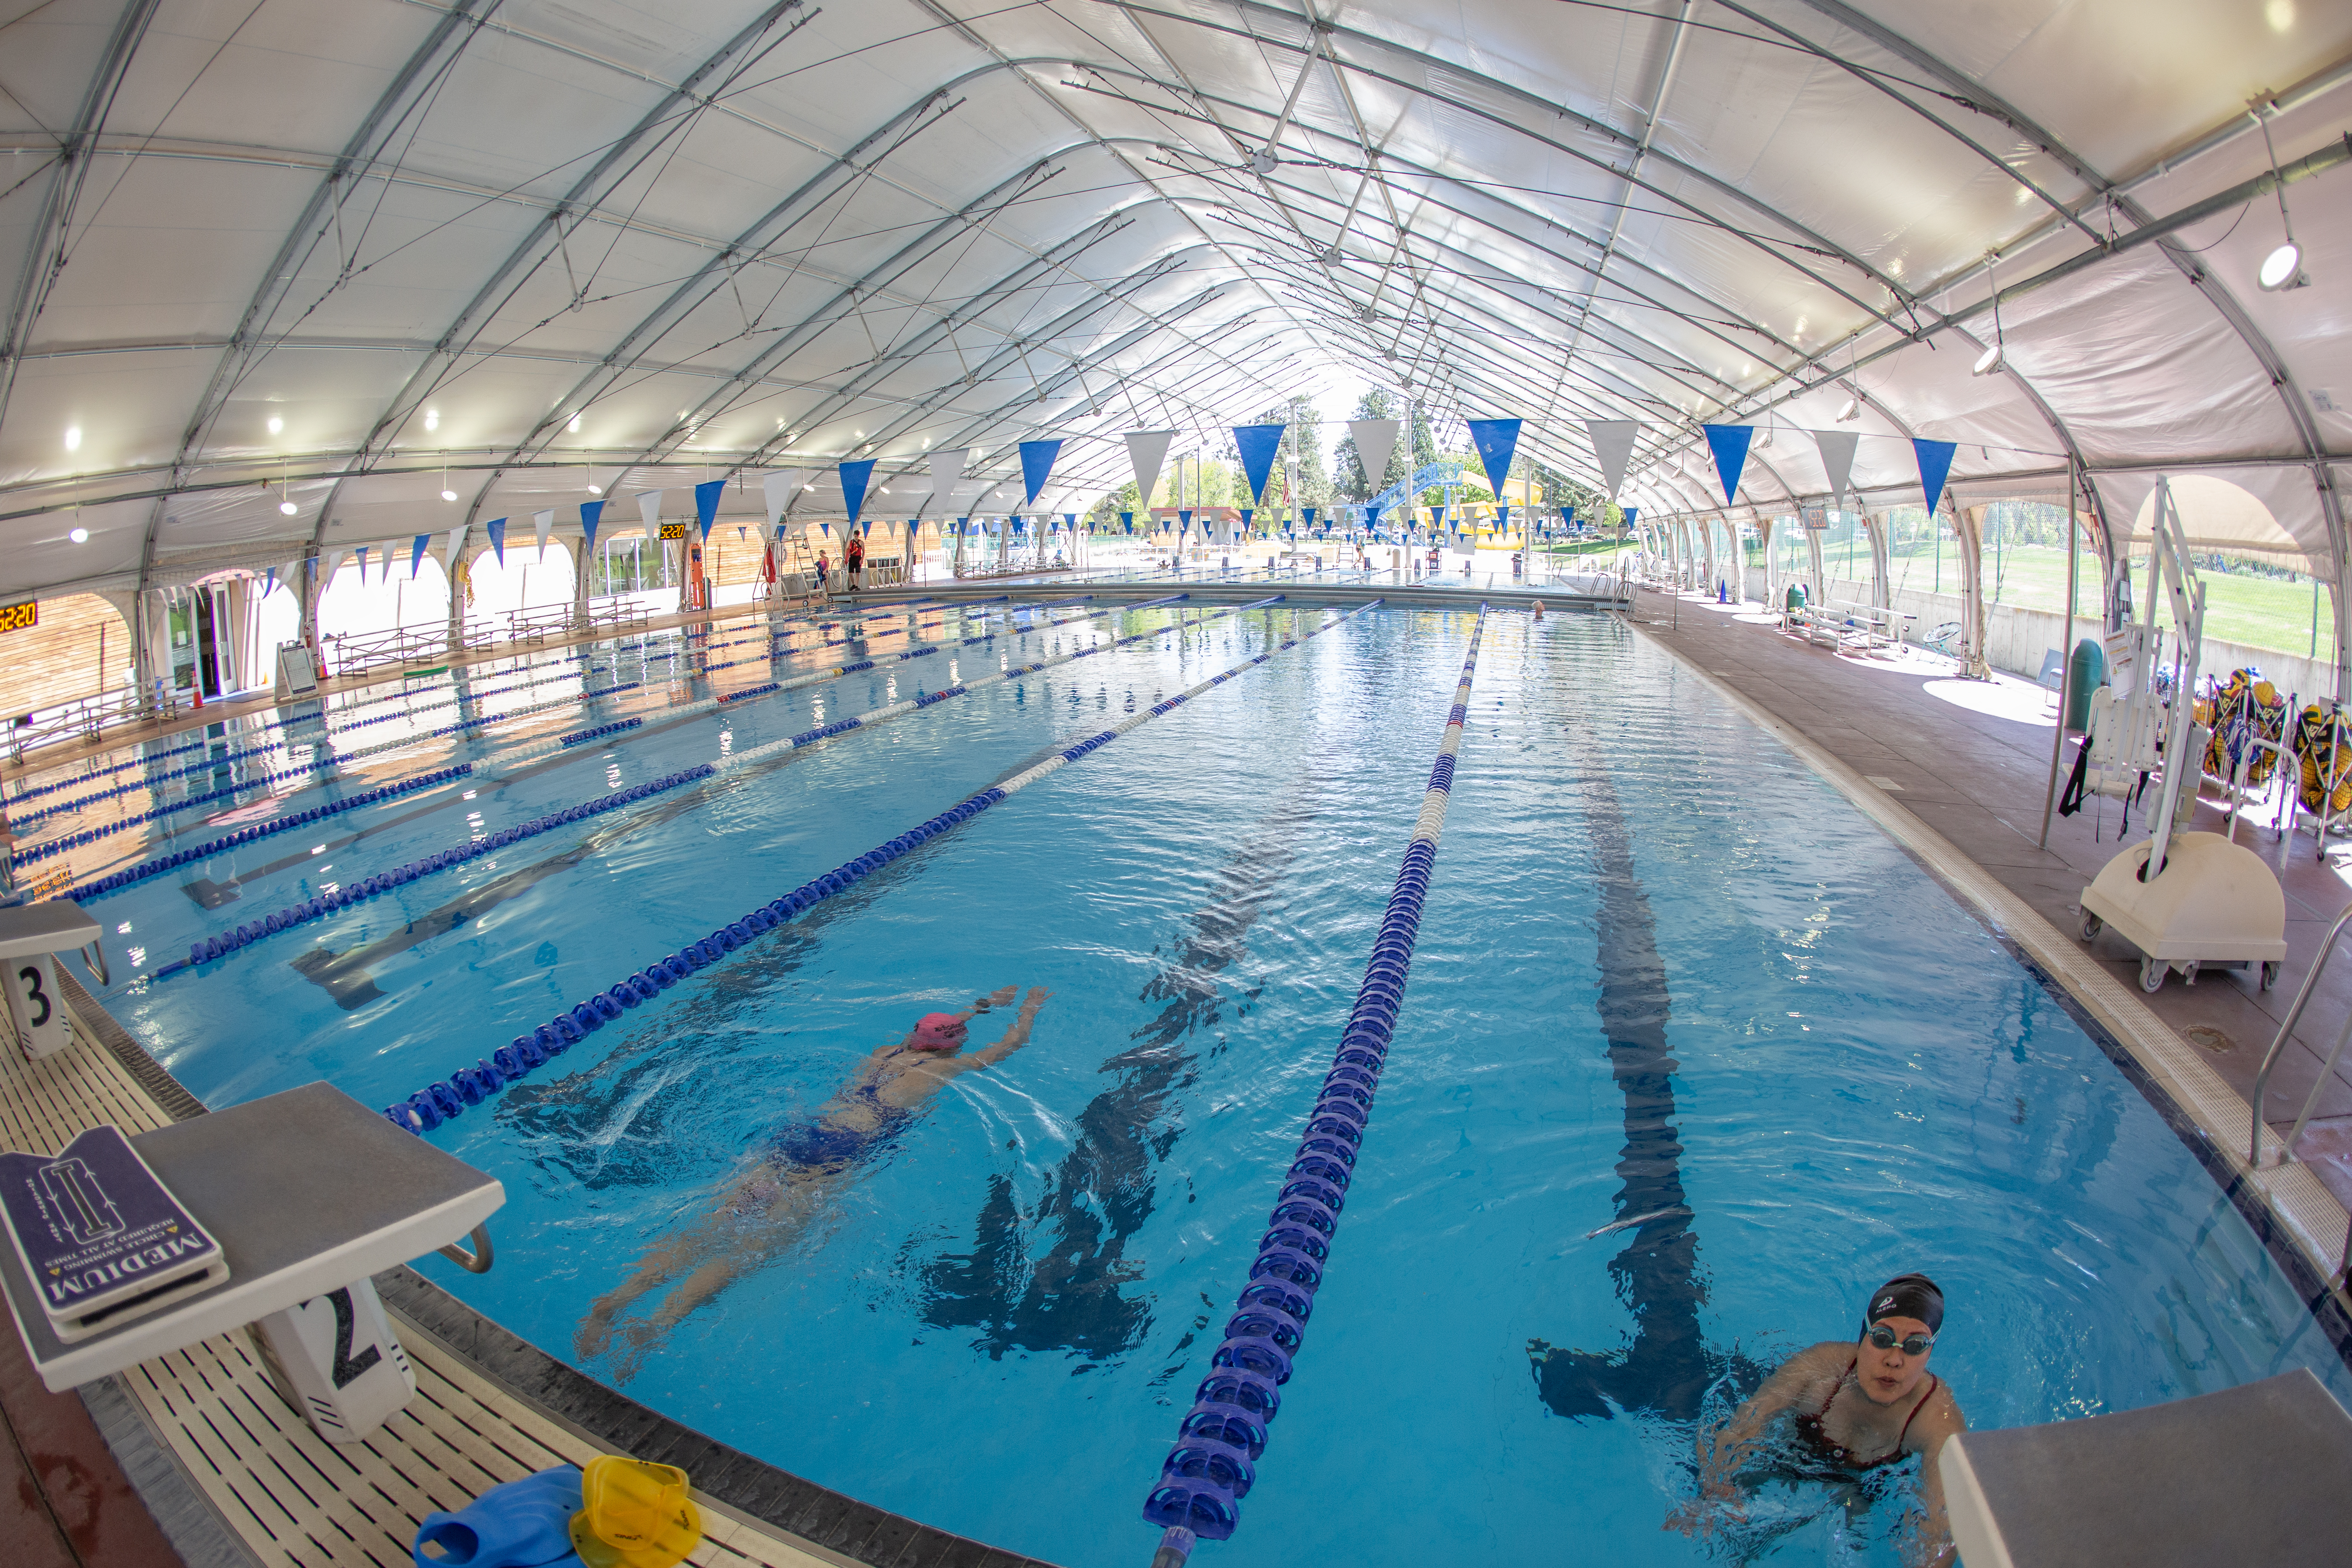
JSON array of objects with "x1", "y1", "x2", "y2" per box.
[
  {"x1": 2066, "y1": 637, "x2": 2105, "y2": 731},
  {"x1": 1785, "y1": 582, "x2": 1807, "y2": 612}
]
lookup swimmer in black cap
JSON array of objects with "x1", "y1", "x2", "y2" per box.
[{"x1": 1669, "y1": 1274, "x2": 1967, "y2": 1566}]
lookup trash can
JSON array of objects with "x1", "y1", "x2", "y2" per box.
[{"x1": 2066, "y1": 637, "x2": 2105, "y2": 731}]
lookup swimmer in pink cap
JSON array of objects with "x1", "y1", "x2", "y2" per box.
[{"x1": 579, "y1": 983, "x2": 1052, "y2": 1375}]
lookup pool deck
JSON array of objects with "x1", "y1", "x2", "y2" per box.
[{"x1": 1617, "y1": 585, "x2": 2352, "y2": 1272}]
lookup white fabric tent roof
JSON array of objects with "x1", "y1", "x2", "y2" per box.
[{"x1": 2, "y1": 0, "x2": 2347, "y2": 602}]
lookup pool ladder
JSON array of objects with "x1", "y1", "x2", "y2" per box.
[{"x1": 2249, "y1": 901, "x2": 2352, "y2": 1180}]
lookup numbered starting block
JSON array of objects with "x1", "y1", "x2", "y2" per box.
[
  {"x1": 256, "y1": 1277, "x2": 417, "y2": 1443},
  {"x1": 0, "y1": 900, "x2": 105, "y2": 1061}
]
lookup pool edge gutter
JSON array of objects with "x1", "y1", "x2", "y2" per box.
[{"x1": 1613, "y1": 611, "x2": 2352, "y2": 1354}]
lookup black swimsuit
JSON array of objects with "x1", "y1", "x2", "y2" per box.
[{"x1": 1793, "y1": 1356, "x2": 1936, "y2": 1471}]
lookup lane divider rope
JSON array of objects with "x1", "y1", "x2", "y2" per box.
[
  {"x1": 1139, "y1": 605, "x2": 1487, "y2": 1565},
  {"x1": 379, "y1": 600, "x2": 1362, "y2": 1135}
]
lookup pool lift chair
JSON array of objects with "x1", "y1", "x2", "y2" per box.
[{"x1": 2077, "y1": 478, "x2": 2287, "y2": 994}]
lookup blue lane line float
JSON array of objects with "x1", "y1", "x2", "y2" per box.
[
  {"x1": 63, "y1": 766, "x2": 475, "y2": 901},
  {"x1": 1141, "y1": 605, "x2": 1488, "y2": 1565},
  {"x1": 380, "y1": 600, "x2": 1363, "y2": 1137},
  {"x1": 14, "y1": 684, "x2": 639, "y2": 863},
  {"x1": 164, "y1": 763, "x2": 714, "y2": 978}
]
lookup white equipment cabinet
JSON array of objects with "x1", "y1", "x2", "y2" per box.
[{"x1": 2078, "y1": 477, "x2": 2287, "y2": 992}]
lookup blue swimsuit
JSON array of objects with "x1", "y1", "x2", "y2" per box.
[{"x1": 767, "y1": 1082, "x2": 909, "y2": 1172}]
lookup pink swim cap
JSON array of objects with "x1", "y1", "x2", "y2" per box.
[{"x1": 911, "y1": 1013, "x2": 968, "y2": 1050}]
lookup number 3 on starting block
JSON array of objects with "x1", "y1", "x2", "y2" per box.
[
  {"x1": 3, "y1": 953, "x2": 72, "y2": 1061},
  {"x1": 256, "y1": 1278, "x2": 417, "y2": 1442}
]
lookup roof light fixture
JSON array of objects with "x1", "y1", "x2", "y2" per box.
[
  {"x1": 69, "y1": 524, "x2": 88, "y2": 543},
  {"x1": 440, "y1": 459, "x2": 457, "y2": 504},
  {"x1": 567, "y1": 413, "x2": 582, "y2": 434},
  {"x1": 586, "y1": 466, "x2": 602, "y2": 496},
  {"x1": 279, "y1": 460, "x2": 297, "y2": 516},
  {"x1": 267, "y1": 415, "x2": 283, "y2": 435},
  {"x1": 424, "y1": 408, "x2": 439, "y2": 432},
  {"x1": 2255, "y1": 107, "x2": 2310, "y2": 292},
  {"x1": 64, "y1": 426, "x2": 81, "y2": 452},
  {"x1": 1836, "y1": 396, "x2": 1861, "y2": 423}
]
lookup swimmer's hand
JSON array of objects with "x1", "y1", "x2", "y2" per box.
[
  {"x1": 1019, "y1": 985, "x2": 1051, "y2": 1014},
  {"x1": 975, "y1": 985, "x2": 1020, "y2": 1011},
  {"x1": 1664, "y1": 1483, "x2": 1747, "y2": 1542}
]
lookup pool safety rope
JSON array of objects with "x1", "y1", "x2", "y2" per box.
[
  {"x1": 139, "y1": 599, "x2": 1251, "y2": 971},
  {"x1": 11, "y1": 682, "x2": 643, "y2": 834},
  {"x1": 160, "y1": 763, "x2": 716, "y2": 976},
  {"x1": 32, "y1": 601, "x2": 1154, "y2": 891},
  {"x1": 1140, "y1": 606, "x2": 1488, "y2": 1567},
  {"x1": 62, "y1": 765, "x2": 476, "y2": 901},
  {"x1": 11, "y1": 684, "x2": 641, "y2": 861},
  {"x1": 378, "y1": 600, "x2": 1366, "y2": 1137}
]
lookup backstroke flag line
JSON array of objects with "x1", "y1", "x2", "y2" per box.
[
  {"x1": 1019, "y1": 439, "x2": 1062, "y2": 507},
  {"x1": 635, "y1": 490, "x2": 663, "y2": 535},
  {"x1": 1813, "y1": 430, "x2": 1859, "y2": 507},
  {"x1": 1587, "y1": 419, "x2": 1637, "y2": 499},
  {"x1": 694, "y1": 478, "x2": 725, "y2": 540},
  {"x1": 838, "y1": 459, "x2": 876, "y2": 523},
  {"x1": 929, "y1": 450, "x2": 970, "y2": 518},
  {"x1": 1232, "y1": 423, "x2": 1286, "y2": 505},
  {"x1": 1466, "y1": 418, "x2": 1522, "y2": 500},
  {"x1": 1701, "y1": 424, "x2": 1754, "y2": 508},
  {"x1": 1125, "y1": 430, "x2": 1174, "y2": 511},
  {"x1": 1914, "y1": 439, "x2": 1958, "y2": 516},
  {"x1": 1348, "y1": 418, "x2": 1401, "y2": 488}
]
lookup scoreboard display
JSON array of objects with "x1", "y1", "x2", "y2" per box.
[{"x1": 0, "y1": 600, "x2": 35, "y2": 633}]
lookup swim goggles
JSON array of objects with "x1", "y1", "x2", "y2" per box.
[{"x1": 1865, "y1": 1324, "x2": 1936, "y2": 1356}]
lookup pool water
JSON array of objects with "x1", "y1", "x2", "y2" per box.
[{"x1": 70, "y1": 603, "x2": 2352, "y2": 1568}]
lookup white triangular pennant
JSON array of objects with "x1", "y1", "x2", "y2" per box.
[
  {"x1": 441, "y1": 526, "x2": 467, "y2": 575},
  {"x1": 1348, "y1": 419, "x2": 1401, "y2": 488},
  {"x1": 762, "y1": 470, "x2": 803, "y2": 524},
  {"x1": 926, "y1": 450, "x2": 971, "y2": 518},
  {"x1": 635, "y1": 489, "x2": 664, "y2": 533},
  {"x1": 1813, "y1": 429, "x2": 1859, "y2": 506},
  {"x1": 320, "y1": 547, "x2": 350, "y2": 586},
  {"x1": 1123, "y1": 431, "x2": 1175, "y2": 509},
  {"x1": 1586, "y1": 419, "x2": 1638, "y2": 500},
  {"x1": 533, "y1": 509, "x2": 553, "y2": 562}
]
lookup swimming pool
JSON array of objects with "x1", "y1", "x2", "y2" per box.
[{"x1": 57, "y1": 600, "x2": 2352, "y2": 1567}]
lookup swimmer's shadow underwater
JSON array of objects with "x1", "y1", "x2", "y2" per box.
[{"x1": 1527, "y1": 727, "x2": 1764, "y2": 1425}]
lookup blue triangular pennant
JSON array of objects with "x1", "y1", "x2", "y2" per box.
[
  {"x1": 694, "y1": 478, "x2": 725, "y2": 540},
  {"x1": 1560, "y1": 505, "x2": 1575, "y2": 529},
  {"x1": 580, "y1": 499, "x2": 604, "y2": 553},
  {"x1": 486, "y1": 520, "x2": 507, "y2": 567},
  {"x1": 1465, "y1": 418, "x2": 1522, "y2": 498},
  {"x1": 837, "y1": 460, "x2": 876, "y2": 523},
  {"x1": 1018, "y1": 439, "x2": 1062, "y2": 507},
  {"x1": 1702, "y1": 424, "x2": 1755, "y2": 508},
  {"x1": 1623, "y1": 506, "x2": 1639, "y2": 526},
  {"x1": 1913, "y1": 438, "x2": 1959, "y2": 515},
  {"x1": 1121, "y1": 511, "x2": 1134, "y2": 534},
  {"x1": 1178, "y1": 509, "x2": 1193, "y2": 533},
  {"x1": 1231, "y1": 423, "x2": 1286, "y2": 505},
  {"x1": 411, "y1": 534, "x2": 429, "y2": 578}
]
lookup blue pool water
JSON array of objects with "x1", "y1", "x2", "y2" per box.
[{"x1": 58, "y1": 601, "x2": 2352, "y2": 1567}]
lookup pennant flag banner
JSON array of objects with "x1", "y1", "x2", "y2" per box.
[
  {"x1": 1587, "y1": 419, "x2": 1638, "y2": 499},
  {"x1": 1465, "y1": 417, "x2": 1522, "y2": 500},
  {"x1": 1348, "y1": 418, "x2": 1401, "y2": 488},
  {"x1": 442, "y1": 527, "x2": 466, "y2": 574},
  {"x1": 861, "y1": 520, "x2": 872, "y2": 537},
  {"x1": 820, "y1": 523, "x2": 830, "y2": 538},
  {"x1": 1121, "y1": 511, "x2": 1134, "y2": 534},
  {"x1": 1561, "y1": 505, "x2": 1576, "y2": 530},
  {"x1": 1240, "y1": 509, "x2": 1254, "y2": 534},
  {"x1": 1124, "y1": 431, "x2": 1174, "y2": 511},
  {"x1": 1914, "y1": 438, "x2": 1958, "y2": 515},
  {"x1": 1432, "y1": 505, "x2": 1447, "y2": 529},
  {"x1": 635, "y1": 490, "x2": 663, "y2": 534},
  {"x1": 837, "y1": 460, "x2": 876, "y2": 523},
  {"x1": 1624, "y1": 506, "x2": 1639, "y2": 526},
  {"x1": 762, "y1": 470, "x2": 800, "y2": 524},
  {"x1": 1702, "y1": 424, "x2": 1755, "y2": 508},
  {"x1": 1232, "y1": 423, "x2": 1286, "y2": 505},
  {"x1": 1497, "y1": 504, "x2": 1511, "y2": 529},
  {"x1": 1018, "y1": 439, "x2": 1062, "y2": 507},
  {"x1": 1813, "y1": 429, "x2": 1859, "y2": 505},
  {"x1": 531, "y1": 509, "x2": 553, "y2": 562},
  {"x1": 354, "y1": 545, "x2": 370, "y2": 581},
  {"x1": 692, "y1": 478, "x2": 725, "y2": 540},
  {"x1": 411, "y1": 534, "x2": 430, "y2": 579},
  {"x1": 321, "y1": 547, "x2": 349, "y2": 586},
  {"x1": 262, "y1": 566, "x2": 278, "y2": 598},
  {"x1": 927, "y1": 450, "x2": 968, "y2": 517},
  {"x1": 580, "y1": 499, "x2": 604, "y2": 554},
  {"x1": 486, "y1": 518, "x2": 507, "y2": 567},
  {"x1": 1179, "y1": 509, "x2": 1193, "y2": 533},
  {"x1": 1063, "y1": 513, "x2": 1077, "y2": 532}
]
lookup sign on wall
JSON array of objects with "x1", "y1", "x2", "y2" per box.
[{"x1": 657, "y1": 522, "x2": 689, "y2": 540}]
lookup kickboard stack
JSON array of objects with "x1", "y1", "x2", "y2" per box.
[{"x1": 1, "y1": 1125, "x2": 228, "y2": 1343}]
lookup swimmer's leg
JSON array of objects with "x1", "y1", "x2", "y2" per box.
[
  {"x1": 576, "y1": 1166, "x2": 784, "y2": 1358},
  {"x1": 590, "y1": 1172, "x2": 840, "y2": 1368}
]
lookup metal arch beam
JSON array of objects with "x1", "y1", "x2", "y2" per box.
[
  {"x1": 350, "y1": 1, "x2": 815, "y2": 472},
  {"x1": 492, "y1": 91, "x2": 972, "y2": 476},
  {"x1": 1784, "y1": 0, "x2": 2340, "y2": 619},
  {"x1": 0, "y1": 0, "x2": 165, "y2": 427}
]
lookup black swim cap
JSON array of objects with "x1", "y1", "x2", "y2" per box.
[{"x1": 1864, "y1": 1273, "x2": 1945, "y2": 1335}]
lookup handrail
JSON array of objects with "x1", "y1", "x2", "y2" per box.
[{"x1": 2249, "y1": 900, "x2": 2352, "y2": 1169}]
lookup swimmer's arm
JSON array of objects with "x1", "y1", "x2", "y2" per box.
[
  {"x1": 957, "y1": 987, "x2": 1053, "y2": 1072},
  {"x1": 1903, "y1": 1389, "x2": 1968, "y2": 1568},
  {"x1": 1699, "y1": 1344, "x2": 1842, "y2": 1490}
]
